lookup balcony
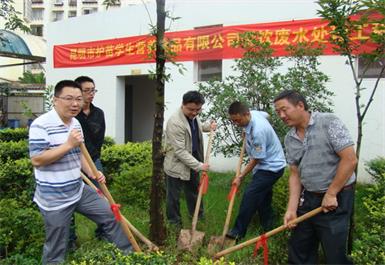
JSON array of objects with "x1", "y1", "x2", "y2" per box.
[
  {"x1": 31, "y1": 0, "x2": 43, "y2": 3},
  {"x1": 82, "y1": 0, "x2": 98, "y2": 4},
  {"x1": 54, "y1": 0, "x2": 64, "y2": 6}
]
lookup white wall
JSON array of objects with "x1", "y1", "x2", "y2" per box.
[{"x1": 46, "y1": 0, "x2": 385, "y2": 181}]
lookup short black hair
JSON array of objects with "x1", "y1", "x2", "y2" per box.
[
  {"x1": 228, "y1": 101, "x2": 250, "y2": 115},
  {"x1": 74, "y1": 76, "x2": 94, "y2": 86},
  {"x1": 54, "y1": 80, "x2": 81, "y2": 97},
  {"x1": 182, "y1": 90, "x2": 205, "y2": 105},
  {"x1": 273, "y1": 90, "x2": 309, "y2": 111}
]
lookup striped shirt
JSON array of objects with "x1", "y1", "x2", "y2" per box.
[
  {"x1": 29, "y1": 109, "x2": 84, "y2": 211},
  {"x1": 284, "y1": 112, "x2": 356, "y2": 192}
]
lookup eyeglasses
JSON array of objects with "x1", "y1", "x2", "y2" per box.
[
  {"x1": 82, "y1": 89, "x2": 98, "y2": 94},
  {"x1": 56, "y1": 96, "x2": 84, "y2": 104}
]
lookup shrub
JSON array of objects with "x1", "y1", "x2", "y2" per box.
[
  {"x1": 0, "y1": 158, "x2": 35, "y2": 200},
  {"x1": 0, "y1": 198, "x2": 44, "y2": 260},
  {"x1": 102, "y1": 136, "x2": 116, "y2": 148},
  {"x1": 101, "y1": 141, "x2": 152, "y2": 179},
  {"x1": 0, "y1": 128, "x2": 28, "y2": 142},
  {"x1": 69, "y1": 242, "x2": 176, "y2": 265},
  {"x1": 111, "y1": 163, "x2": 152, "y2": 209},
  {"x1": 351, "y1": 157, "x2": 385, "y2": 265},
  {"x1": 0, "y1": 140, "x2": 29, "y2": 163}
]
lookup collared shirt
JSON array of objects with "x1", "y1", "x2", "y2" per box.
[
  {"x1": 29, "y1": 109, "x2": 84, "y2": 211},
  {"x1": 245, "y1": 110, "x2": 286, "y2": 173},
  {"x1": 76, "y1": 103, "x2": 105, "y2": 160},
  {"x1": 284, "y1": 112, "x2": 356, "y2": 192}
]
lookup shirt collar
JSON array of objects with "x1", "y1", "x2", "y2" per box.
[{"x1": 287, "y1": 112, "x2": 317, "y2": 139}]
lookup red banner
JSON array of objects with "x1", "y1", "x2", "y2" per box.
[{"x1": 53, "y1": 15, "x2": 383, "y2": 68}]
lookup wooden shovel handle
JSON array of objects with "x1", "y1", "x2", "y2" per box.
[
  {"x1": 214, "y1": 206, "x2": 323, "y2": 259},
  {"x1": 80, "y1": 143, "x2": 142, "y2": 252},
  {"x1": 80, "y1": 172, "x2": 159, "y2": 251},
  {"x1": 191, "y1": 129, "x2": 215, "y2": 233},
  {"x1": 221, "y1": 135, "x2": 246, "y2": 239}
]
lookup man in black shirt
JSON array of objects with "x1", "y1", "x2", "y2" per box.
[{"x1": 69, "y1": 76, "x2": 106, "y2": 249}]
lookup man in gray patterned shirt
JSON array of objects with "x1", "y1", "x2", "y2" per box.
[{"x1": 274, "y1": 90, "x2": 357, "y2": 264}]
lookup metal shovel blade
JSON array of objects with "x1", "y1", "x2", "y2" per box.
[
  {"x1": 177, "y1": 229, "x2": 205, "y2": 251},
  {"x1": 207, "y1": 235, "x2": 236, "y2": 256}
]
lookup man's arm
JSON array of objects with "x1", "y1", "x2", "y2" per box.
[
  {"x1": 322, "y1": 146, "x2": 357, "y2": 212},
  {"x1": 31, "y1": 129, "x2": 82, "y2": 167},
  {"x1": 284, "y1": 164, "x2": 302, "y2": 228},
  {"x1": 232, "y1": 158, "x2": 258, "y2": 187}
]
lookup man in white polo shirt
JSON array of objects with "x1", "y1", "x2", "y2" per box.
[{"x1": 29, "y1": 80, "x2": 132, "y2": 264}]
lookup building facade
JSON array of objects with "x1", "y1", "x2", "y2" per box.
[{"x1": 46, "y1": 0, "x2": 385, "y2": 180}]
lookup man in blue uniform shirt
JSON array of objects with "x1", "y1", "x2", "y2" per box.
[{"x1": 226, "y1": 101, "x2": 286, "y2": 240}]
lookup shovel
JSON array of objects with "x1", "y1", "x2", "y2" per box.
[
  {"x1": 80, "y1": 172, "x2": 159, "y2": 251},
  {"x1": 208, "y1": 136, "x2": 245, "y2": 255},
  {"x1": 80, "y1": 143, "x2": 142, "y2": 252},
  {"x1": 214, "y1": 206, "x2": 323, "y2": 259},
  {"x1": 177, "y1": 129, "x2": 215, "y2": 251}
]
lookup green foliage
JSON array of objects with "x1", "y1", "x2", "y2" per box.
[
  {"x1": 111, "y1": 163, "x2": 152, "y2": 209},
  {"x1": 0, "y1": 0, "x2": 30, "y2": 32},
  {"x1": 0, "y1": 158, "x2": 35, "y2": 200},
  {"x1": 101, "y1": 141, "x2": 152, "y2": 179},
  {"x1": 351, "y1": 157, "x2": 385, "y2": 265},
  {"x1": 102, "y1": 136, "x2": 116, "y2": 148},
  {"x1": 70, "y1": 242, "x2": 176, "y2": 265},
  {"x1": 0, "y1": 198, "x2": 44, "y2": 259},
  {"x1": 365, "y1": 156, "x2": 385, "y2": 183},
  {"x1": 0, "y1": 254, "x2": 40, "y2": 265},
  {"x1": 198, "y1": 33, "x2": 333, "y2": 156},
  {"x1": 0, "y1": 140, "x2": 28, "y2": 162},
  {"x1": 44, "y1": 85, "x2": 54, "y2": 111},
  {"x1": 18, "y1": 71, "x2": 45, "y2": 84},
  {"x1": 0, "y1": 128, "x2": 28, "y2": 142},
  {"x1": 197, "y1": 257, "x2": 235, "y2": 265}
]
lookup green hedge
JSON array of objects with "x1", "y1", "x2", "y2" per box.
[
  {"x1": 0, "y1": 158, "x2": 35, "y2": 200},
  {"x1": 0, "y1": 198, "x2": 44, "y2": 260},
  {"x1": 0, "y1": 140, "x2": 29, "y2": 163},
  {"x1": 0, "y1": 128, "x2": 28, "y2": 142},
  {"x1": 101, "y1": 141, "x2": 152, "y2": 179},
  {"x1": 351, "y1": 157, "x2": 385, "y2": 265}
]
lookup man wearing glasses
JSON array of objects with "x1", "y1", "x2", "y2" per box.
[
  {"x1": 29, "y1": 80, "x2": 132, "y2": 264},
  {"x1": 67, "y1": 76, "x2": 106, "y2": 248},
  {"x1": 164, "y1": 90, "x2": 216, "y2": 227}
]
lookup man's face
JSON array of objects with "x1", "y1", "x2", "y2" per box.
[
  {"x1": 80, "y1": 81, "x2": 96, "y2": 104},
  {"x1": 182, "y1": 102, "x2": 202, "y2": 120},
  {"x1": 274, "y1": 98, "x2": 304, "y2": 127},
  {"x1": 230, "y1": 112, "x2": 250, "y2": 127},
  {"x1": 53, "y1": 86, "x2": 83, "y2": 120}
]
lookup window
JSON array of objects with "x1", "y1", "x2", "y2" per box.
[
  {"x1": 52, "y1": 11, "x2": 64, "y2": 21},
  {"x1": 31, "y1": 25, "x2": 43, "y2": 36},
  {"x1": 358, "y1": 57, "x2": 385, "y2": 78},
  {"x1": 31, "y1": 9, "x2": 43, "y2": 21},
  {"x1": 83, "y1": 8, "x2": 97, "y2": 15},
  {"x1": 69, "y1": 0, "x2": 77, "y2": 6},
  {"x1": 54, "y1": 0, "x2": 64, "y2": 6},
  {"x1": 196, "y1": 60, "x2": 222, "y2": 82},
  {"x1": 68, "y1": 11, "x2": 77, "y2": 18}
]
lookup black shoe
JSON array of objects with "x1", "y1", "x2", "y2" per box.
[{"x1": 225, "y1": 230, "x2": 239, "y2": 241}]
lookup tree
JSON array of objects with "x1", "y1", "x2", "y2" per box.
[
  {"x1": 0, "y1": 0, "x2": 30, "y2": 33},
  {"x1": 149, "y1": 0, "x2": 167, "y2": 245},
  {"x1": 317, "y1": 0, "x2": 385, "y2": 167},
  {"x1": 198, "y1": 33, "x2": 333, "y2": 157},
  {"x1": 18, "y1": 71, "x2": 45, "y2": 84}
]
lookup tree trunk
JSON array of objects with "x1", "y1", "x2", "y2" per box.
[{"x1": 149, "y1": 0, "x2": 167, "y2": 245}]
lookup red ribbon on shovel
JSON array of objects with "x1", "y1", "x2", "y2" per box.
[
  {"x1": 253, "y1": 234, "x2": 269, "y2": 265},
  {"x1": 199, "y1": 171, "x2": 209, "y2": 195},
  {"x1": 227, "y1": 184, "x2": 238, "y2": 201},
  {"x1": 111, "y1": 204, "x2": 122, "y2": 221}
]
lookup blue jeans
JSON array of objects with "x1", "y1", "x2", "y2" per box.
[{"x1": 230, "y1": 168, "x2": 284, "y2": 238}]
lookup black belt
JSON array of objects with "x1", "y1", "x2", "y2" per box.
[{"x1": 305, "y1": 183, "x2": 355, "y2": 196}]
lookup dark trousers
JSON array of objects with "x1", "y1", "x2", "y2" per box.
[
  {"x1": 288, "y1": 188, "x2": 354, "y2": 264},
  {"x1": 166, "y1": 171, "x2": 203, "y2": 226},
  {"x1": 69, "y1": 158, "x2": 105, "y2": 244},
  {"x1": 231, "y1": 168, "x2": 284, "y2": 238}
]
